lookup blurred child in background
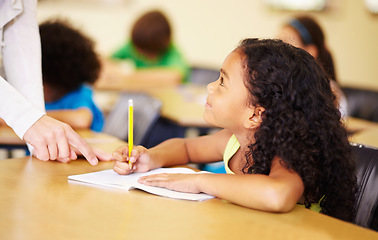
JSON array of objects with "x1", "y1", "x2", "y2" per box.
[
  {"x1": 96, "y1": 10, "x2": 189, "y2": 89},
  {"x1": 40, "y1": 19, "x2": 104, "y2": 132},
  {"x1": 277, "y1": 15, "x2": 348, "y2": 117}
]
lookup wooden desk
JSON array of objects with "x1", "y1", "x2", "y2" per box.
[
  {"x1": 75, "y1": 129, "x2": 126, "y2": 153},
  {"x1": 0, "y1": 157, "x2": 377, "y2": 240},
  {"x1": 148, "y1": 85, "x2": 209, "y2": 127},
  {"x1": 350, "y1": 127, "x2": 378, "y2": 148},
  {"x1": 344, "y1": 117, "x2": 378, "y2": 134},
  {"x1": 0, "y1": 126, "x2": 28, "y2": 158},
  {"x1": 0, "y1": 126, "x2": 25, "y2": 146},
  {"x1": 344, "y1": 117, "x2": 378, "y2": 148}
]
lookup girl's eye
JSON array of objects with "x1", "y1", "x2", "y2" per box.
[{"x1": 219, "y1": 77, "x2": 224, "y2": 86}]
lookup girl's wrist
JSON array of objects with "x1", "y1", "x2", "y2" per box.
[{"x1": 195, "y1": 173, "x2": 211, "y2": 194}]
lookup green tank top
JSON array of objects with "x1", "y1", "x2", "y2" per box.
[{"x1": 223, "y1": 134, "x2": 321, "y2": 212}]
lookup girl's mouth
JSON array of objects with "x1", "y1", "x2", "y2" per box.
[{"x1": 205, "y1": 97, "x2": 211, "y2": 108}]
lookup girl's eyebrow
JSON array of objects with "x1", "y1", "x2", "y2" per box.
[{"x1": 220, "y1": 68, "x2": 229, "y2": 79}]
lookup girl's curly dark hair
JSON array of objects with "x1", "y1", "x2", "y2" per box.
[
  {"x1": 39, "y1": 19, "x2": 101, "y2": 93},
  {"x1": 238, "y1": 38, "x2": 356, "y2": 222}
]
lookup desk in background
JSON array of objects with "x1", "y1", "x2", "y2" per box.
[
  {"x1": 3, "y1": 90, "x2": 378, "y2": 149},
  {"x1": 345, "y1": 117, "x2": 378, "y2": 148},
  {"x1": 96, "y1": 83, "x2": 378, "y2": 129},
  {"x1": 95, "y1": 85, "x2": 378, "y2": 147},
  {"x1": 0, "y1": 126, "x2": 28, "y2": 159},
  {"x1": 94, "y1": 85, "x2": 215, "y2": 146},
  {"x1": 75, "y1": 129, "x2": 126, "y2": 153},
  {"x1": 0, "y1": 126, "x2": 25, "y2": 146},
  {"x1": 148, "y1": 85, "x2": 209, "y2": 127},
  {"x1": 0, "y1": 156, "x2": 377, "y2": 240},
  {"x1": 95, "y1": 84, "x2": 209, "y2": 128},
  {"x1": 345, "y1": 117, "x2": 378, "y2": 135},
  {"x1": 350, "y1": 127, "x2": 378, "y2": 149}
]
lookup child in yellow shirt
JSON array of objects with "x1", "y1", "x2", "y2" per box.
[{"x1": 113, "y1": 38, "x2": 356, "y2": 222}]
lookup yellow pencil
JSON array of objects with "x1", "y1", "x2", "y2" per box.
[{"x1": 128, "y1": 99, "x2": 133, "y2": 170}]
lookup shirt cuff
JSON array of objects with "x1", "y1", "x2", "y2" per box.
[{"x1": 11, "y1": 106, "x2": 46, "y2": 139}]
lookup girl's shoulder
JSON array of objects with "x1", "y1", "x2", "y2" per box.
[
  {"x1": 206, "y1": 129, "x2": 234, "y2": 152},
  {"x1": 186, "y1": 129, "x2": 232, "y2": 161}
]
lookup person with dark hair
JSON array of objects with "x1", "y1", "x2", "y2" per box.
[
  {"x1": 277, "y1": 15, "x2": 348, "y2": 117},
  {"x1": 122, "y1": 10, "x2": 172, "y2": 62},
  {"x1": 112, "y1": 38, "x2": 357, "y2": 222},
  {"x1": 40, "y1": 19, "x2": 104, "y2": 132},
  {"x1": 95, "y1": 10, "x2": 189, "y2": 89}
]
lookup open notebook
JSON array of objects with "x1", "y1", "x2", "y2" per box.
[{"x1": 68, "y1": 167, "x2": 214, "y2": 201}]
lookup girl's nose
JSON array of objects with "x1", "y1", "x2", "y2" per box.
[{"x1": 207, "y1": 79, "x2": 217, "y2": 93}]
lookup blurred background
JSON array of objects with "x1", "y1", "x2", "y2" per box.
[{"x1": 37, "y1": 0, "x2": 378, "y2": 90}]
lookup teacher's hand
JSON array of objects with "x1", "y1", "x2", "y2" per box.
[{"x1": 23, "y1": 115, "x2": 98, "y2": 165}]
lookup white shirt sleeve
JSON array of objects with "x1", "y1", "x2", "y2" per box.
[
  {"x1": 0, "y1": 77, "x2": 45, "y2": 138},
  {"x1": 0, "y1": 0, "x2": 46, "y2": 139}
]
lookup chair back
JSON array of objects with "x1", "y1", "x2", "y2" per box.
[
  {"x1": 342, "y1": 87, "x2": 378, "y2": 122},
  {"x1": 103, "y1": 93, "x2": 162, "y2": 146},
  {"x1": 352, "y1": 143, "x2": 378, "y2": 231}
]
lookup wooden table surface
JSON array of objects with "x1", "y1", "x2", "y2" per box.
[
  {"x1": 0, "y1": 156, "x2": 377, "y2": 240},
  {"x1": 0, "y1": 126, "x2": 25, "y2": 146},
  {"x1": 349, "y1": 126, "x2": 378, "y2": 149},
  {"x1": 148, "y1": 85, "x2": 208, "y2": 127},
  {"x1": 344, "y1": 117, "x2": 378, "y2": 134}
]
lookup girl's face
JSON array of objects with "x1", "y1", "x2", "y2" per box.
[{"x1": 204, "y1": 50, "x2": 254, "y2": 132}]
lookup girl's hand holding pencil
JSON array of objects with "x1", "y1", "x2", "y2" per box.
[{"x1": 113, "y1": 145, "x2": 153, "y2": 175}]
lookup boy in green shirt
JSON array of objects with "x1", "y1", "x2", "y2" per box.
[{"x1": 107, "y1": 10, "x2": 189, "y2": 86}]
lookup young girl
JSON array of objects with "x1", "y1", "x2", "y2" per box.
[{"x1": 113, "y1": 38, "x2": 357, "y2": 222}]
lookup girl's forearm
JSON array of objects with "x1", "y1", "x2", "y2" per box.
[
  {"x1": 196, "y1": 173, "x2": 302, "y2": 213},
  {"x1": 149, "y1": 138, "x2": 191, "y2": 168}
]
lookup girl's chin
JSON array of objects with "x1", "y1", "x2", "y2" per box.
[{"x1": 203, "y1": 111, "x2": 216, "y2": 126}]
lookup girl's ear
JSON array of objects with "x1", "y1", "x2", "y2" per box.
[{"x1": 244, "y1": 106, "x2": 265, "y2": 129}]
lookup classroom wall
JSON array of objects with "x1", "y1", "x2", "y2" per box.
[{"x1": 37, "y1": 0, "x2": 378, "y2": 90}]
